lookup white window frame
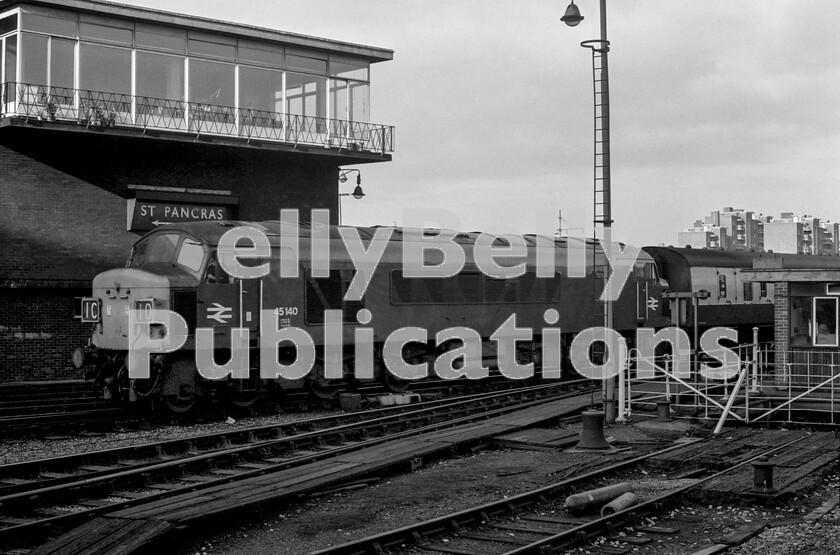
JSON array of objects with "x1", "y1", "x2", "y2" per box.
[{"x1": 812, "y1": 296, "x2": 839, "y2": 347}]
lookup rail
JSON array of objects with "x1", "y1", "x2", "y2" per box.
[
  {"x1": 0, "y1": 382, "x2": 578, "y2": 545},
  {"x1": 0, "y1": 82, "x2": 394, "y2": 153},
  {"x1": 311, "y1": 434, "x2": 811, "y2": 554}
]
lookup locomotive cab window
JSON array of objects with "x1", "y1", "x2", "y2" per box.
[
  {"x1": 176, "y1": 238, "x2": 205, "y2": 273},
  {"x1": 144, "y1": 233, "x2": 180, "y2": 263},
  {"x1": 634, "y1": 262, "x2": 658, "y2": 281},
  {"x1": 204, "y1": 252, "x2": 231, "y2": 284},
  {"x1": 128, "y1": 239, "x2": 150, "y2": 267}
]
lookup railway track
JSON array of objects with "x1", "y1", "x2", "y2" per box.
[
  {"x1": 0, "y1": 381, "x2": 131, "y2": 438},
  {"x1": 0, "y1": 375, "x2": 550, "y2": 438},
  {"x1": 0, "y1": 380, "x2": 586, "y2": 550},
  {"x1": 310, "y1": 435, "x2": 810, "y2": 555}
]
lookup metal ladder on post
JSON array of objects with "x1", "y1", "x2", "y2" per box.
[
  {"x1": 584, "y1": 40, "x2": 613, "y2": 407},
  {"x1": 582, "y1": 40, "x2": 612, "y2": 304}
]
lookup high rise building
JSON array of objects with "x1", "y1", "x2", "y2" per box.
[{"x1": 678, "y1": 209, "x2": 837, "y2": 255}]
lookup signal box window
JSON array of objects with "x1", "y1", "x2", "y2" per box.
[{"x1": 813, "y1": 297, "x2": 838, "y2": 347}]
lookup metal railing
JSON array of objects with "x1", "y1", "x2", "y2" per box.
[
  {"x1": 1, "y1": 82, "x2": 394, "y2": 153},
  {"x1": 621, "y1": 344, "x2": 839, "y2": 428}
]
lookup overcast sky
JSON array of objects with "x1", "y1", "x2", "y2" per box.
[{"x1": 121, "y1": 0, "x2": 840, "y2": 247}]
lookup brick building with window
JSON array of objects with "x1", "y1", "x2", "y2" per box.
[
  {"x1": 0, "y1": 0, "x2": 394, "y2": 382},
  {"x1": 743, "y1": 260, "x2": 840, "y2": 386}
]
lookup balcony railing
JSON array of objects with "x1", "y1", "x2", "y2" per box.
[{"x1": 1, "y1": 82, "x2": 394, "y2": 154}]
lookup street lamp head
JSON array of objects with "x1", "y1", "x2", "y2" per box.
[
  {"x1": 351, "y1": 184, "x2": 365, "y2": 199},
  {"x1": 561, "y1": 1, "x2": 584, "y2": 27},
  {"x1": 339, "y1": 169, "x2": 361, "y2": 185}
]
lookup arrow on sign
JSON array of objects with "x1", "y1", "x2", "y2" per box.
[
  {"x1": 207, "y1": 303, "x2": 233, "y2": 323},
  {"x1": 151, "y1": 220, "x2": 173, "y2": 226}
]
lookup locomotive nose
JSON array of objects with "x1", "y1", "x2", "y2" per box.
[{"x1": 91, "y1": 268, "x2": 171, "y2": 350}]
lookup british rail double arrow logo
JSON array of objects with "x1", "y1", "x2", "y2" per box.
[{"x1": 206, "y1": 303, "x2": 233, "y2": 323}]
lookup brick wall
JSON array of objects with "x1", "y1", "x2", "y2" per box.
[
  {"x1": 0, "y1": 144, "x2": 136, "y2": 284},
  {"x1": 0, "y1": 128, "x2": 341, "y2": 382},
  {"x1": 773, "y1": 281, "x2": 789, "y2": 383},
  {"x1": 0, "y1": 288, "x2": 90, "y2": 382}
]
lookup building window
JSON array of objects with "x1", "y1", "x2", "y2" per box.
[
  {"x1": 287, "y1": 53, "x2": 326, "y2": 74},
  {"x1": 790, "y1": 296, "x2": 811, "y2": 347},
  {"x1": 79, "y1": 22, "x2": 132, "y2": 46},
  {"x1": 136, "y1": 51, "x2": 185, "y2": 102},
  {"x1": 349, "y1": 80, "x2": 369, "y2": 123},
  {"x1": 329, "y1": 56, "x2": 369, "y2": 124},
  {"x1": 7, "y1": 9, "x2": 376, "y2": 133},
  {"x1": 286, "y1": 72, "x2": 326, "y2": 121},
  {"x1": 3, "y1": 34, "x2": 16, "y2": 85},
  {"x1": 51, "y1": 37, "x2": 74, "y2": 91},
  {"x1": 329, "y1": 78, "x2": 347, "y2": 121},
  {"x1": 21, "y1": 11, "x2": 76, "y2": 37},
  {"x1": 136, "y1": 27, "x2": 187, "y2": 54},
  {"x1": 188, "y1": 58, "x2": 234, "y2": 106},
  {"x1": 20, "y1": 32, "x2": 46, "y2": 85},
  {"x1": 239, "y1": 41, "x2": 283, "y2": 68},
  {"x1": 20, "y1": 33, "x2": 74, "y2": 91},
  {"x1": 239, "y1": 65, "x2": 283, "y2": 115},
  {"x1": 813, "y1": 297, "x2": 838, "y2": 347},
  {"x1": 0, "y1": 13, "x2": 17, "y2": 36},
  {"x1": 188, "y1": 38, "x2": 235, "y2": 61},
  {"x1": 759, "y1": 282, "x2": 768, "y2": 298},
  {"x1": 79, "y1": 43, "x2": 131, "y2": 96}
]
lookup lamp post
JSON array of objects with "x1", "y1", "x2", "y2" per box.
[
  {"x1": 563, "y1": 0, "x2": 617, "y2": 422},
  {"x1": 338, "y1": 169, "x2": 364, "y2": 225}
]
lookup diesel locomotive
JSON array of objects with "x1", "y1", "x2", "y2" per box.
[
  {"x1": 645, "y1": 246, "x2": 840, "y2": 341},
  {"x1": 71, "y1": 220, "x2": 670, "y2": 412}
]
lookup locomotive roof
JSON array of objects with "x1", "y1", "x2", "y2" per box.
[
  {"x1": 643, "y1": 246, "x2": 840, "y2": 269},
  {"x1": 141, "y1": 221, "x2": 625, "y2": 252}
]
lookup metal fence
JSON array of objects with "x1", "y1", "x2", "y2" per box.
[
  {"x1": 622, "y1": 344, "x2": 839, "y2": 429},
  {"x1": 1, "y1": 82, "x2": 394, "y2": 153}
]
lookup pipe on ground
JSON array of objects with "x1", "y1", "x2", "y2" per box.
[{"x1": 564, "y1": 482, "x2": 634, "y2": 515}]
